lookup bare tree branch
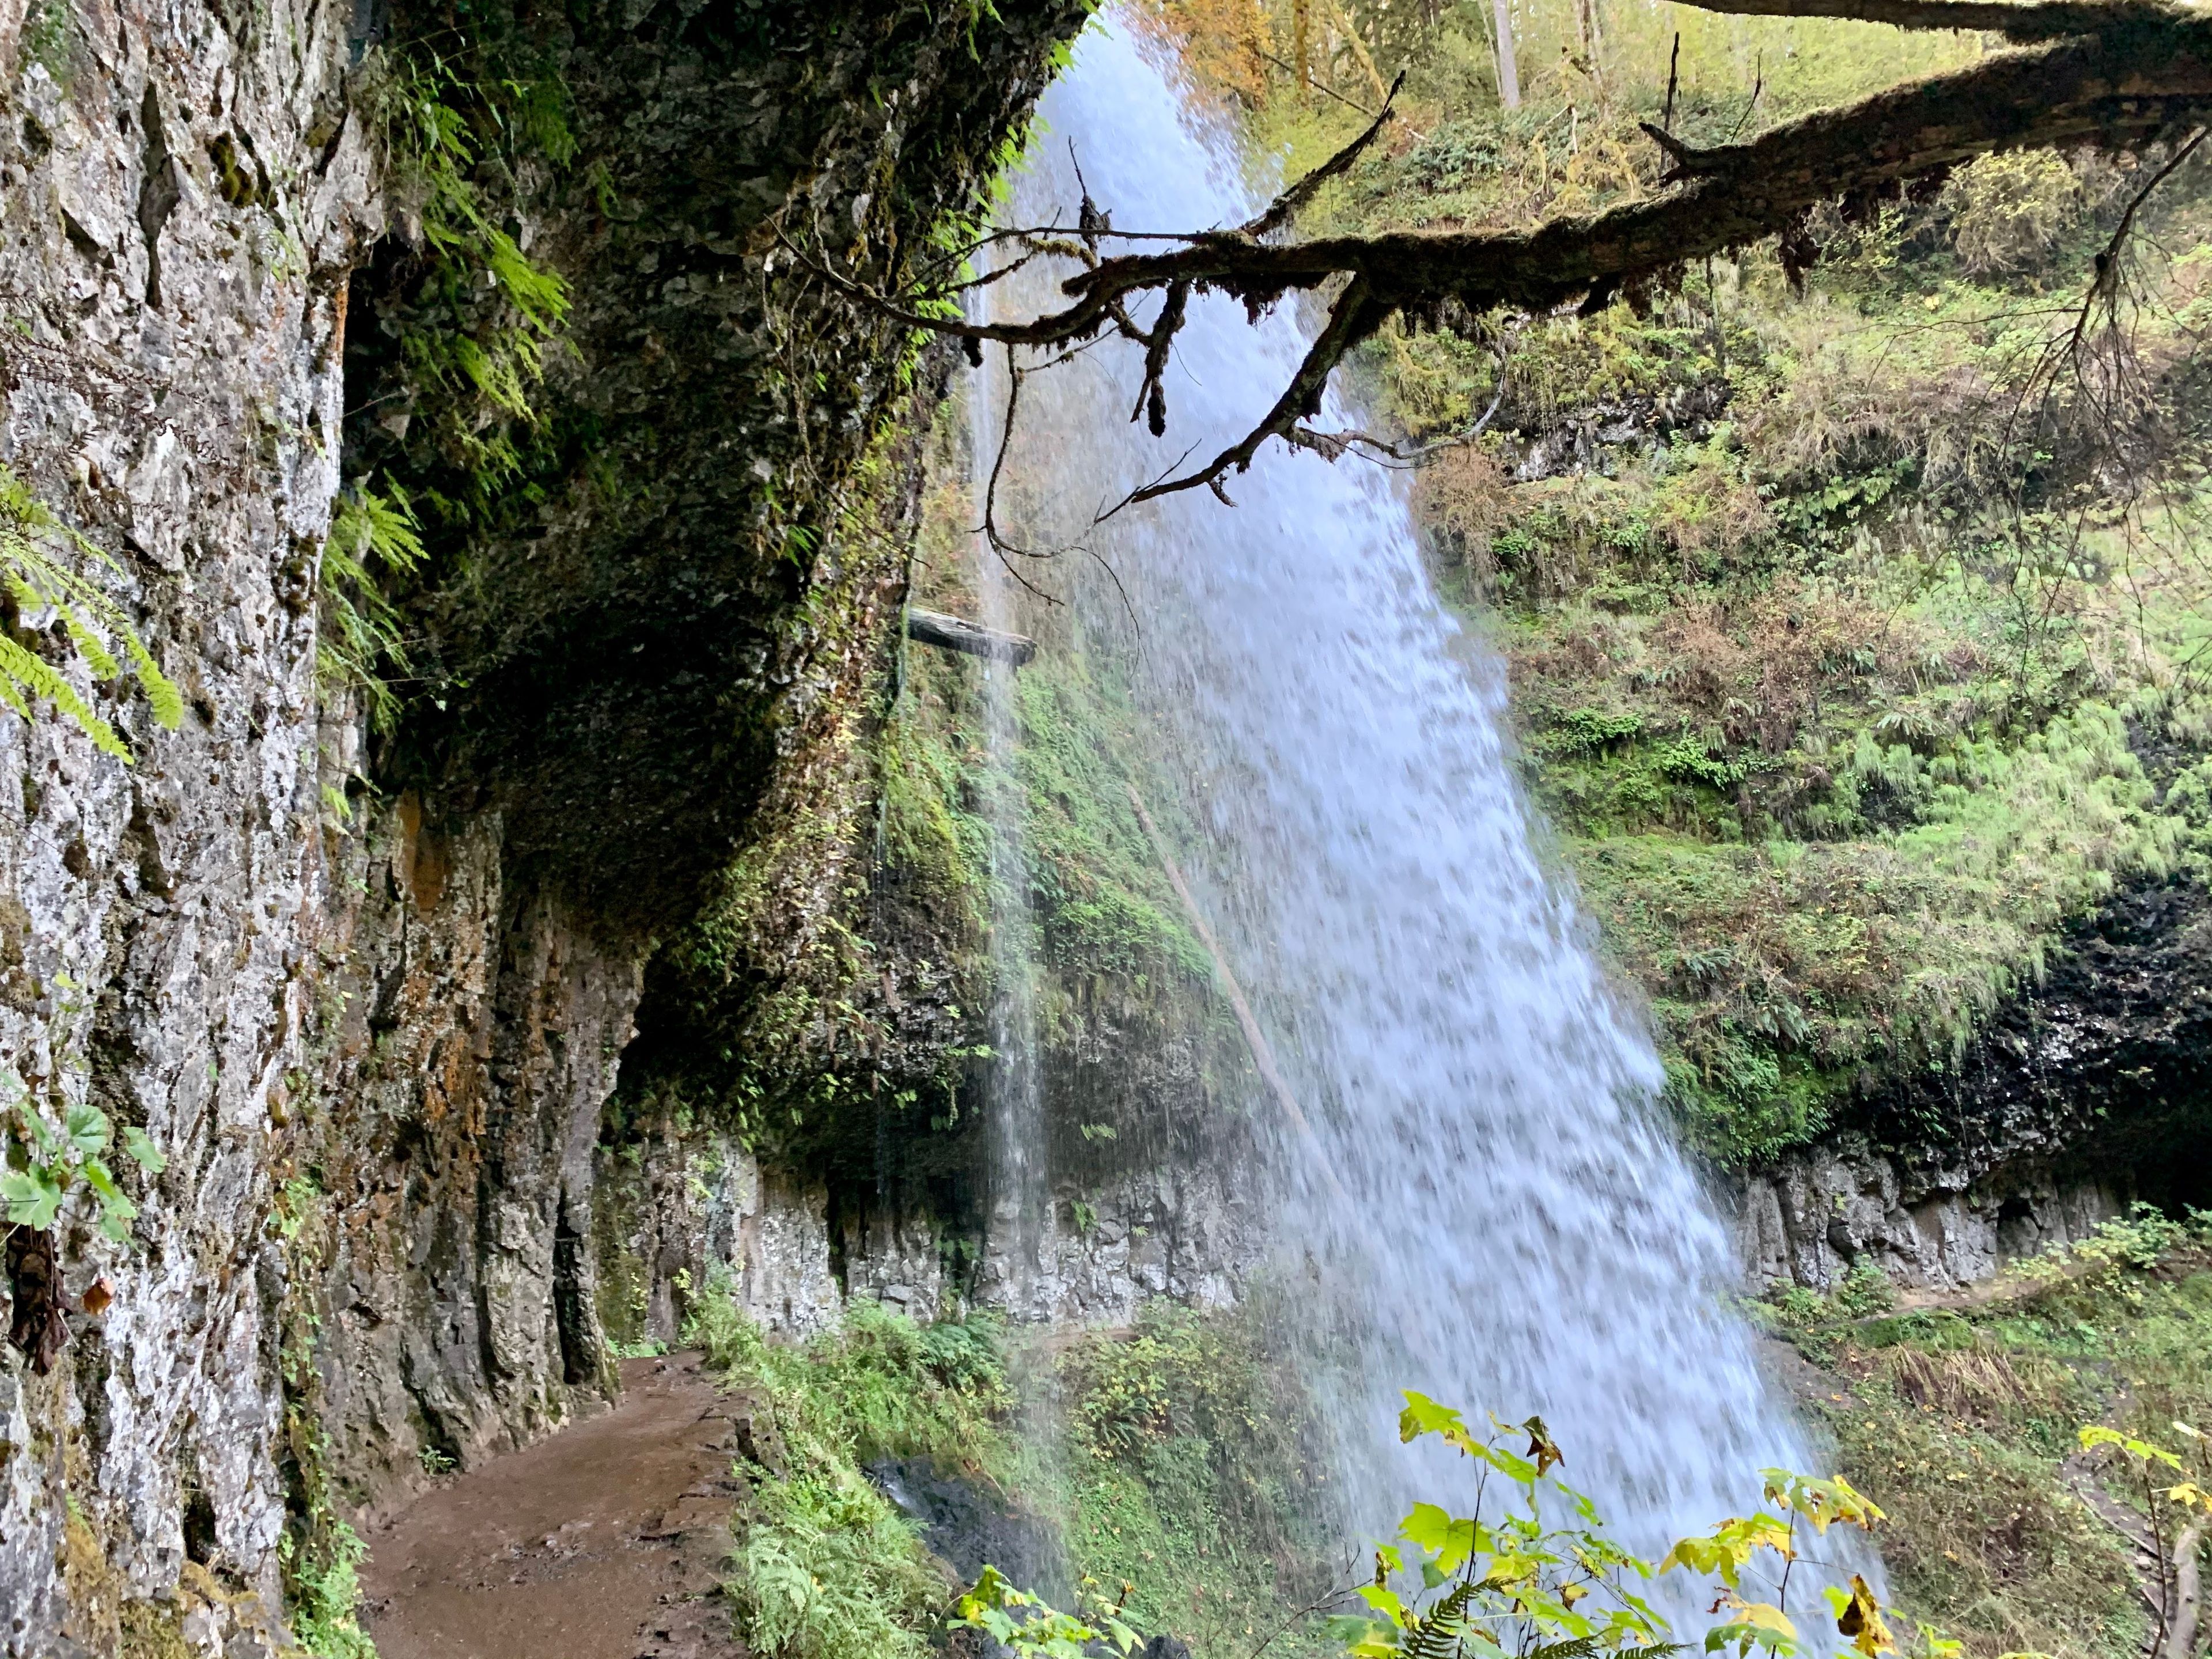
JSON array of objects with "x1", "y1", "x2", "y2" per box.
[
  {"x1": 1108, "y1": 274, "x2": 1384, "y2": 512},
  {"x1": 1241, "y1": 71, "x2": 1406, "y2": 240}
]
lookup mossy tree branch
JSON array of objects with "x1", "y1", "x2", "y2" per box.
[{"x1": 816, "y1": 0, "x2": 2212, "y2": 505}]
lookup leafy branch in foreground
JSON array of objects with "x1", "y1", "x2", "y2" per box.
[
  {"x1": 954, "y1": 1566, "x2": 1144, "y2": 1658},
  {"x1": 962, "y1": 1392, "x2": 1953, "y2": 1659},
  {"x1": 2078, "y1": 1422, "x2": 2212, "y2": 1659},
  {"x1": 798, "y1": 0, "x2": 2212, "y2": 514},
  {"x1": 0, "y1": 464, "x2": 180, "y2": 759}
]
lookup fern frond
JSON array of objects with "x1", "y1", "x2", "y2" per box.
[
  {"x1": 1402, "y1": 1580, "x2": 1482, "y2": 1659},
  {"x1": 1524, "y1": 1638, "x2": 1607, "y2": 1659},
  {"x1": 317, "y1": 480, "x2": 428, "y2": 731},
  {"x1": 0, "y1": 633, "x2": 126, "y2": 757},
  {"x1": 54, "y1": 603, "x2": 122, "y2": 680},
  {"x1": 0, "y1": 470, "x2": 174, "y2": 757}
]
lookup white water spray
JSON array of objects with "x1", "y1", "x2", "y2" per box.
[{"x1": 974, "y1": 12, "x2": 1849, "y2": 1594}]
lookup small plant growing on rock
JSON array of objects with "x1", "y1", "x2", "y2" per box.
[{"x1": 1, "y1": 976, "x2": 165, "y2": 1243}]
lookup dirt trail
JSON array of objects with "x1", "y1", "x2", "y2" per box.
[{"x1": 359, "y1": 1354, "x2": 744, "y2": 1659}]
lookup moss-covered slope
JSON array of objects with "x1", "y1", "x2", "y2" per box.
[{"x1": 1150, "y1": 0, "x2": 2212, "y2": 1171}]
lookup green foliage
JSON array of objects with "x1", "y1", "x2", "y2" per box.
[
  {"x1": 0, "y1": 977, "x2": 165, "y2": 1242},
  {"x1": 1202, "y1": 9, "x2": 2212, "y2": 1163},
  {"x1": 0, "y1": 1084, "x2": 163, "y2": 1241},
  {"x1": 687, "y1": 1282, "x2": 1014, "y2": 1659},
  {"x1": 2007, "y1": 1201, "x2": 2196, "y2": 1288},
  {"x1": 877, "y1": 700, "x2": 990, "y2": 929},
  {"x1": 282, "y1": 1520, "x2": 378, "y2": 1659},
  {"x1": 368, "y1": 43, "x2": 571, "y2": 518},
  {"x1": 0, "y1": 465, "x2": 180, "y2": 759},
  {"x1": 1939, "y1": 152, "x2": 2089, "y2": 280},
  {"x1": 1798, "y1": 1216, "x2": 2212, "y2": 1656},
  {"x1": 1831, "y1": 1259, "x2": 1897, "y2": 1320},
  {"x1": 315, "y1": 32, "x2": 574, "y2": 722},
  {"x1": 987, "y1": 1388, "x2": 1937, "y2": 1659},
  {"x1": 1334, "y1": 1393, "x2": 1925, "y2": 1659},
  {"x1": 729, "y1": 1472, "x2": 948, "y2": 1659},
  {"x1": 1567, "y1": 691, "x2": 2188, "y2": 1164},
  {"x1": 1052, "y1": 1302, "x2": 1340, "y2": 1658},
  {"x1": 274, "y1": 1175, "x2": 378, "y2": 1659},
  {"x1": 1011, "y1": 664, "x2": 1211, "y2": 987},
  {"x1": 317, "y1": 483, "x2": 427, "y2": 731},
  {"x1": 953, "y1": 1566, "x2": 1142, "y2": 1658}
]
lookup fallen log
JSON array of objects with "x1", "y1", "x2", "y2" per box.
[{"x1": 904, "y1": 607, "x2": 1036, "y2": 665}]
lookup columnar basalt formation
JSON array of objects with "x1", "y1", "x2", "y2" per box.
[{"x1": 1729, "y1": 881, "x2": 2212, "y2": 1291}]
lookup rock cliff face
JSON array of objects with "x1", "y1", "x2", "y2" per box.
[
  {"x1": 0, "y1": 0, "x2": 376, "y2": 1640},
  {"x1": 1727, "y1": 880, "x2": 2212, "y2": 1291},
  {"x1": 590, "y1": 1115, "x2": 1265, "y2": 1354},
  {"x1": 0, "y1": 1, "x2": 1092, "y2": 1650}
]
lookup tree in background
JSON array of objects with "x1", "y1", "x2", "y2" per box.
[{"x1": 813, "y1": 0, "x2": 2212, "y2": 517}]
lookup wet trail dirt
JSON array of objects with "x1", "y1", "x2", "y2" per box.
[{"x1": 359, "y1": 1354, "x2": 745, "y2": 1659}]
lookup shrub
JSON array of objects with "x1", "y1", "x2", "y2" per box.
[
  {"x1": 686, "y1": 1284, "x2": 1013, "y2": 1659},
  {"x1": 1941, "y1": 151, "x2": 2085, "y2": 279},
  {"x1": 728, "y1": 1474, "x2": 945, "y2": 1659}
]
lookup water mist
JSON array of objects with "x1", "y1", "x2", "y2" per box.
[{"x1": 972, "y1": 9, "x2": 1859, "y2": 1613}]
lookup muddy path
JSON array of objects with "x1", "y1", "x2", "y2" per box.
[{"x1": 359, "y1": 1354, "x2": 744, "y2": 1659}]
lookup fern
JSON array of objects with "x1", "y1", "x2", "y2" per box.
[
  {"x1": 1400, "y1": 1580, "x2": 1482, "y2": 1659},
  {"x1": 366, "y1": 44, "x2": 572, "y2": 522},
  {"x1": 0, "y1": 465, "x2": 180, "y2": 759},
  {"x1": 318, "y1": 481, "x2": 427, "y2": 730}
]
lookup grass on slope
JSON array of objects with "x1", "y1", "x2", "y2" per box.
[
  {"x1": 1750, "y1": 1207, "x2": 2212, "y2": 1659},
  {"x1": 1150, "y1": 0, "x2": 2212, "y2": 1164}
]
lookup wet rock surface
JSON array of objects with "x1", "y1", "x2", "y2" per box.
[
  {"x1": 0, "y1": 1, "x2": 1090, "y2": 1647},
  {"x1": 869, "y1": 1455, "x2": 1064, "y2": 1601},
  {"x1": 1728, "y1": 879, "x2": 2212, "y2": 1290}
]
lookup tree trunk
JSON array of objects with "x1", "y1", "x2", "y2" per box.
[
  {"x1": 1578, "y1": 0, "x2": 1604, "y2": 81},
  {"x1": 2168, "y1": 1522, "x2": 2205, "y2": 1659},
  {"x1": 1494, "y1": 0, "x2": 1522, "y2": 107}
]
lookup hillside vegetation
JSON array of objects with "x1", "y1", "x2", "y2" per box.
[
  {"x1": 1147, "y1": 0, "x2": 2212, "y2": 1164},
  {"x1": 1751, "y1": 1206, "x2": 2212, "y2": 1658}
]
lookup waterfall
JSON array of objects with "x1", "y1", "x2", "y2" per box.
[
  {"x1": 974, "y1": 341, "x2": 1054, "y2": 1325},
  {"x1": 972, "y1": 9, "x2": 1849, "y2": 1601}
]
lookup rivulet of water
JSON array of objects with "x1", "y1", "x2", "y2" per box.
[
  {"x1": 973, "y1": 7, "x2": 1859, "y2": 1621},
  {"x1": 973, "y1": 339, "x2": 1054, "y2": 1325}
]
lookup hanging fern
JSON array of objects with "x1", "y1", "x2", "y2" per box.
[
  {"x1": 317, "y1": 480, "x2": 428, "y2": 732},
  {"x1": 365, "y1": 43, "x2": 573, "y2": 523},
  {"x1": 0, "y1": 466, "x2": 181, "y2": 760}
]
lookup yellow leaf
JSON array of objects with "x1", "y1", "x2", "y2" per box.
[
  {"x1": 1738, "y1": 1601, "x2": 1798, "y2": 1639},
  {"x1": 1835, "y1": 1574, "x2": 1896, "y2": 1656}
]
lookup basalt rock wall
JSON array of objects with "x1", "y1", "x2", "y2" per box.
[
  {"x1": 0, "y1": 2, "x2": 1089, "y2": 1652},
  {"x1": 1726, "y1": 880, "x2": 2212, "y2": 1292},
  {"x1": 0, "y1": 0, "x2": 375, "y2": 1641}
]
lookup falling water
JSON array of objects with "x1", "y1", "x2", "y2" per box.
[
  {"x1": 966, "y1": 9, "x2": 1849, "y2": 1590},
  {"x1": 973, "y1": 342, "x2": 1055, "y2": 1325}
]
